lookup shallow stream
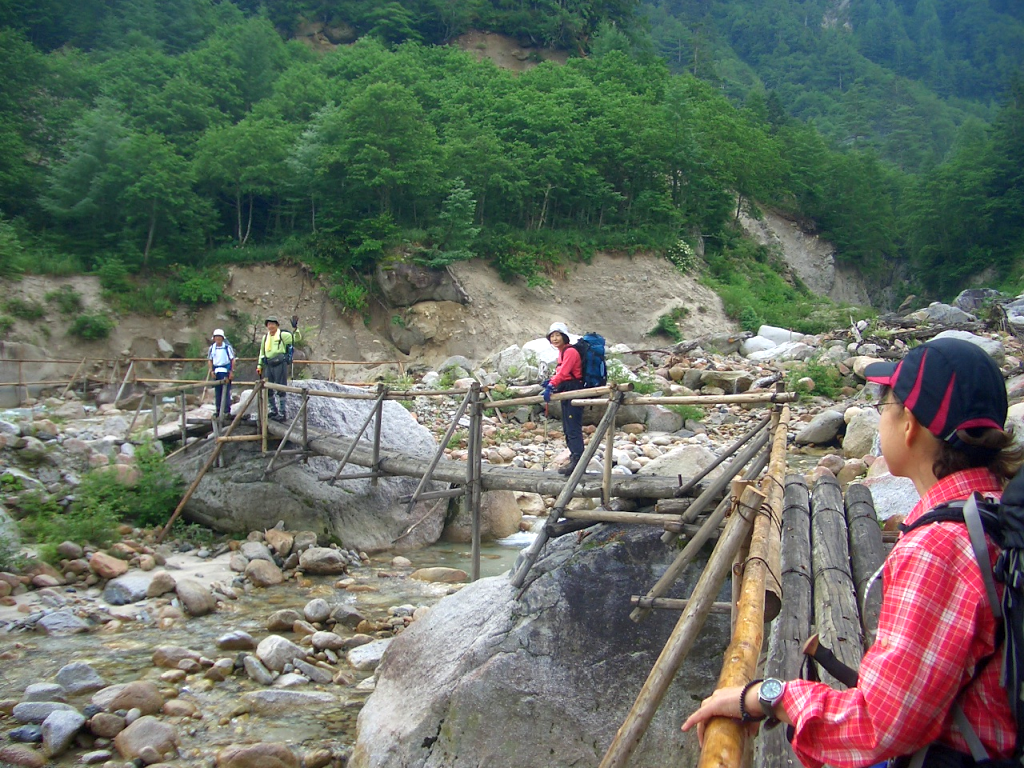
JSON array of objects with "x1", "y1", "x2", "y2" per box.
[{"x1": 0, "y1": 535, "x2": 532, "y2": 764}]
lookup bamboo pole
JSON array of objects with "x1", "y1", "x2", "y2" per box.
[
  {"x1": 695, "y1": 407, "x2": 790, "y2": 768},
  {"x1": 261, "y1": 387, "x2": 268, "y2": 453},
  {"x1": 510, "y1": 393, "x2": 623, "y2": 590},
  {"x1": 371, "y1": 385, "x2": 383, "y2": 487},
  {"x1": 677, "y1": 415, "x2": 771, "y2": 499},
  {"x1": 327, "y1": 388, "x2": 388, "y2": 486},
  {"x1": 577, "y1": 392, "x2": 796, "y2": 408},
  {"x1": 598, "y1": 479, "x2": 777, "y2": 768},
  {"x1": 401, "y1": 391, "x2": 472, "y2": 513},
  {"x1": 157, "y1": 383, "x2": 263, "y2": 542},
  {"x1": 62, "y1": 358, "x2": 87, "y2": 398},
  {"x1": 262, "y1": 397, "x2": 308, "y2": 480},
  {"x1": 180, "y1": 393, "x2": 187, "y2": 447},
  {"x1": 603, "y1": 390, "x2": 614, "y2": 506},
  {"x1": 491, "y1": 384, "x2": 617, "y2": 409},
  {"x1": 631, "y1": 450, "x2": 769, "y2": 625},
  {"x1": 114, "y1": 361, "x2": 135, "y2": 405},
  {"x1": 630, "y1": 597, "x2": 734, "y2": 614},
  {"x1": 561, "y1": 509, "x2": 685, "y2": 526},
  {"x1": 216, "y1": 434, "x2": 264, "y2": 442},
  {"x1": 469, "y1": 383, "x2": 482, "y2": 582},
  {"x1": 126, "y1": 393, "x2": 147, "y2": 434},
  {"x1": 152, "y1": 392, "x2": 160, "y2": 440}
]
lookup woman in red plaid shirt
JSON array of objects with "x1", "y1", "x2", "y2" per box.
[{"x1": 683, "y1": 337, "x2": 1023, "y2": 767}]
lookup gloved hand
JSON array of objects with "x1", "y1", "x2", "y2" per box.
[
  {"x1": 256, "y1": 367, "x2": 263, "y2": 378},
  {"x1": 542, "y1": 383, "x2": 553, "y2": 403},
  {"x1": 290, "y1": 315, "x2": 299, "y2": 329}
]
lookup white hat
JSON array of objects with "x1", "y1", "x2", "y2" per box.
[
  {"x1": 548, "y1": 322, "x2": 570, "y2": 338},
  {"x1": 212, "y1": 329, "x2": 225, "y2": 338}
]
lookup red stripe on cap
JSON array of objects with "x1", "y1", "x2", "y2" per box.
[
  {"x1": 957, "y1": 418, "x2": 1004, "y2": 431},
  {"x1": 927, "y1": 373, "x2": 955, "y2": 435},
  {"x1": 866, "y1": 359, "x2": 902, "y2": 386},
  {"x1": 903, "y1": 353, "x2": 927, "y2": 411}
]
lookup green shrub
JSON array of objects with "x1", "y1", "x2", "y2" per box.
[
  {"x1": 69, "y1": 312, "x2": 115, "y2": 340},
  {"x1": 786, "y1": 358, "x2": 845, "y2": 400},
  {"x1": 666, "y1": 404, "x2": 705, "y2": 422},
  {"x1": 5, "y1": 297, "x2": 45, "y2": 320},
  {"x1": 328, "y1": 279, "x2": 369, "y2": 315},
  {"x1": 0, "y1": 315, "x2": 13, "y2": 335},
  {"x1": 97, "y1": 257, "x2": 132, "y2": 293},
  {"x1": 665, "y1": 239, "x2": 698, "y2": 273},
  {"x1": 46, "y1": 285, "x2": 83, "y2": 315},
  {"x1": 174, "y1": 266, "x2": 226, "y2": 306}
]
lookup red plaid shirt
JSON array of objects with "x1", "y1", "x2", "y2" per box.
[{"x1": 784, "y1": 468, "x2": 1014, "y2": 768}]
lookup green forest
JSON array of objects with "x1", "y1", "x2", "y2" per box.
[{"x1": 0, "y1": 0, "x2": 1022, "y2": 327}]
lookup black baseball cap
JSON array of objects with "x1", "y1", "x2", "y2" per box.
[{"x1": 864, "y1": 337, "x2": 1007, "y2": 442}]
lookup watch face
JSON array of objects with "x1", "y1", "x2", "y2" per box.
[{"x1": 761, "y1": 678, "x2": 784, "y2": 700}]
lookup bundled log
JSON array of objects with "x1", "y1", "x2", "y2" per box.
[
  {"x1": 844, "y1": 483, "x2": 886, "y2": 648},
  {"x1": 810, "y1": 475, "x2": 862, "y2": 688},
  {"x1": 757, "y1": 475, "x2": 812, "y2": 768}
]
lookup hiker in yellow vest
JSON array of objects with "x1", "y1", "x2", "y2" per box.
[{"x1": 256, "y1": 315, "x2": 300, "y2": 421}]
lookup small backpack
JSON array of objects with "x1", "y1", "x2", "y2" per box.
[
  {"x1": 900, "y1": 468, "x2": 1024, "y2": 766},
  {"x1": 572, "y1": 332, "x2": 607, "y2": 389}
]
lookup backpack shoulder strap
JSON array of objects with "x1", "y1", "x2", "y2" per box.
[{"x1": 963, "y1": 493, "x2": 1003, "y2": 621}]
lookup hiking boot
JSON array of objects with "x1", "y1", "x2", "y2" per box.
[{"x1": 557, "y1": 456, "x2": 581, "y2": 475}]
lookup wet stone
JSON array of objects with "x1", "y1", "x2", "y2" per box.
[
  {"x1": 216, "y1": 631, "x2": 256, "y2": 651},
  {"x1": 0, "y1": 744, "x2": 46, "y2": 768},
  {"x1": 41, "y1": 709, "x2": 86, "y2": 757},
  {"x1": 8, "y1": 725, "x2": 43, "y2": 743},
  {"x1": 89, "y1": 713, "x2": 127, "y2": 738},
  {"x1": 13, "y1": 701, "x2": 77, "y2": 724},
  {"x1": 266, "y1": 609, "x2": 301, "y2": 632},
  {"x1": 23, "y1": 683, "x2": 66, "y2": 702},
  {"x1": 242, "y1": 656, "x2": 274, "y2": 686},
  {"x1": 56, "y1": 662, "x2": 106, "y2": 695}
]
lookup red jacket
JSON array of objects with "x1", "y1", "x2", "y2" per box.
[{"x1": 550, "y1": 345, "x2": 582, "y2": 389}]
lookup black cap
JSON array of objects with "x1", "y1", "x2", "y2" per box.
[{"x1": 864, "y1": 337, "x2": 1006, "y2": 442}]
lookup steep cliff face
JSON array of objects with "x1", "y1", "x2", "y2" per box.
[{"x1": 738, "y1": 208, "x2": 872, "y2": 307}]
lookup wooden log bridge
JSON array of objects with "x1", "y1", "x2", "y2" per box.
[
  {"x1": 691, "y1": 473, "x2": 887, "y2": 768},
  {"x1": 163, "y1": 379, "x2": 793, "y2": 580}
]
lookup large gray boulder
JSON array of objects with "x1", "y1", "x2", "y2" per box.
[
  {"x1": 376, "y1": 261, "x2": 469, "y2": 308},
  {"x1": 176, "y1": 381, "x2": 447, "y2": 552},
  {"x1": 351, "y1": 527, "x2": 730, "y2": 768}
]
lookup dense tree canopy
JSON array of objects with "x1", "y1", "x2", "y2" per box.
[{"x1": 0, "y1": 0, "x2": 1021, "y2": 304}]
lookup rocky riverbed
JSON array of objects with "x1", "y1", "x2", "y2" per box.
[{"x1": 5, "y1": 293, "x2": 1024, "y2": 767}]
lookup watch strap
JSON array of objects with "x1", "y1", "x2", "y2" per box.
[{"x1": 738, "y1": 679, "x2": 765, "y2": 723}]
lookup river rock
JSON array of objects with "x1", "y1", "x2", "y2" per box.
[
  {"x1": 442, "y1": 490, "x2": 521, "y2": 543},
  {"x1": 256, "y1": 635, "x2": 306, "y2": 672},
  {"x1": 310, "y1": 631, "x2": 345, "y2": 652},
  {"x1": 351, "y1": 526, "x2": 728, "y2": 768},
  {"x1": 741, "y1": 335, "x2": 776, "y2": 356},
  {"x1": 242, "y1": 690, "x2": 337, "y2": 716},
  {"x1": 932, "y1": 330, "x2": 1005, "y2": 364},
  {"x1": 216, "y1": 743, "x2": 300, "y2": 768},
  {"x1": 146, "y1": 571, "x2": 176, "y2": 597},
  {"x1": 23, "y1": 683, "x2": 65, "y2": 702},
  {"x1": 298, "y1": 548, "x2": 348, "y2": 574},
  {"x1": 794, "y1": 410, "x2": 845, "y2": 445},
  {"x1": 746, "y1": 340, "x2": 816, "y2": 363},
  {"x1": 842, "y1": 408, "x2": 880, "y2": 458},
  {"x1": 954, "y1": 288, "x2": 1002, "y2": 313},
  {"x1": 104, "y1": 681, "x2": 163, "y2": 716},
  {"x1": 267, "y1": 609, "x2": 302, "y2": 631},
  {"x1": 243, "y1": 655, "x2": 275, "y2": 685},
  {"x1": 265, "y1": 529, "x2": 294, "y2": 557},
  {"x1": 175, "y1": 579, "x2": 216, "y2": 616},
  {"x1": 274, "y1": 673, "x2": 309, "y2": 687},
  {"x1": 36, "y1": 610, "x2": 90, "y2": 635},
  {"x1": 8, "y1": 725, "x2": 42, "y2": 743},
  {"x1": 303, "y1": 598, "x2": 331, "y2": 623},
  {"x1": 104, "y1": 573, "x2": 153, "y2": 605},
  {"x1": 347, "y1": 639, "x2": 392, "y2": 671},
  {"x1": 0, "y1": 744, "x2": 45, "y2": 768},
  {"x1": 293, "y1": 659, "x2": 333, "y2": 685},
  {"x1": 56, "y1": 541, "x2": 84, "y2": 559},
  {"x1": 293, "y1": 531, "x2": 318, "y2": 552},
  {"x1": 909, "y1": 302, "x2": 975, "y2": 325},
  {"x1": 88, "y1": 712, "x2": 126, "y2": 738},
  {"x1": 113, "y1": 716, "x2": 177, "y2": 762},
  {"x1": 13, "y1": 702, "x2": 76, "y2": 724},
  {"x1": 152, "y1": 646, "x2": 202, "y2": 668},
  {"x1": 240, "y1": 541, "x2": 274, "y2": 563},
  {"x1": 699, "y1": 370, "x2": 754, "y2": 394},
  {"x1": 41, "y1": 709, "x2": 86, "y2": 757},
  {"x1": 245, "y1": 559, "x2": 284, "y2": 587},
  {"x1": 217, "y1": 631, "x2": 256, "y2": 651},
  {"x1": 55, "y1": 662, "x2": 106, "y2": 695},
  {"x1": 80, "y1": 750, "x2": 113, "y2": 764},
  {"x1": 177, "y1": 381, "x2": 448, "y2": 552},
  {"x1": 410, "y1": 567, "x2": 467, "y2": 584},
  {"x1": 89, "y1": 552, "x2": 128, "y2": 579},
  {"x1": 637, "y1": 444, "x2": 718, "y2": 481},
  {"x1": 0, "y1": 504, "x2": 20, "y2": 554},
  {"x1": 162, "y1": 699, "x2": 197, "y2": 718}
]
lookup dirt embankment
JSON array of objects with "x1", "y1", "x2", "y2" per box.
[{"x1": 2, "y1": 254, "x2": 735, "y2": 379}]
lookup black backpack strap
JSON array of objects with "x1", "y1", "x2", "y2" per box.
[{"x1": 963, "y1": 494, "x2": 1003, "y2": 622}]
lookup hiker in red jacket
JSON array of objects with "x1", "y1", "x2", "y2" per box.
[
  {"x1": 682, "y1": 337, "x2": 1022, "y2": 767},
  {"x1": 543, "y1": 322, "x2": 585, "y2": 475}
]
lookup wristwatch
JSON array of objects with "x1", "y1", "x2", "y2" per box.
[{"x1": 758, "y1": 678, "x2": 786, "y2": 724}]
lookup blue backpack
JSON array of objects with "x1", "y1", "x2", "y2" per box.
[{"x1": 573, "y1": 332, "x2": 607, "y2": 389}]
